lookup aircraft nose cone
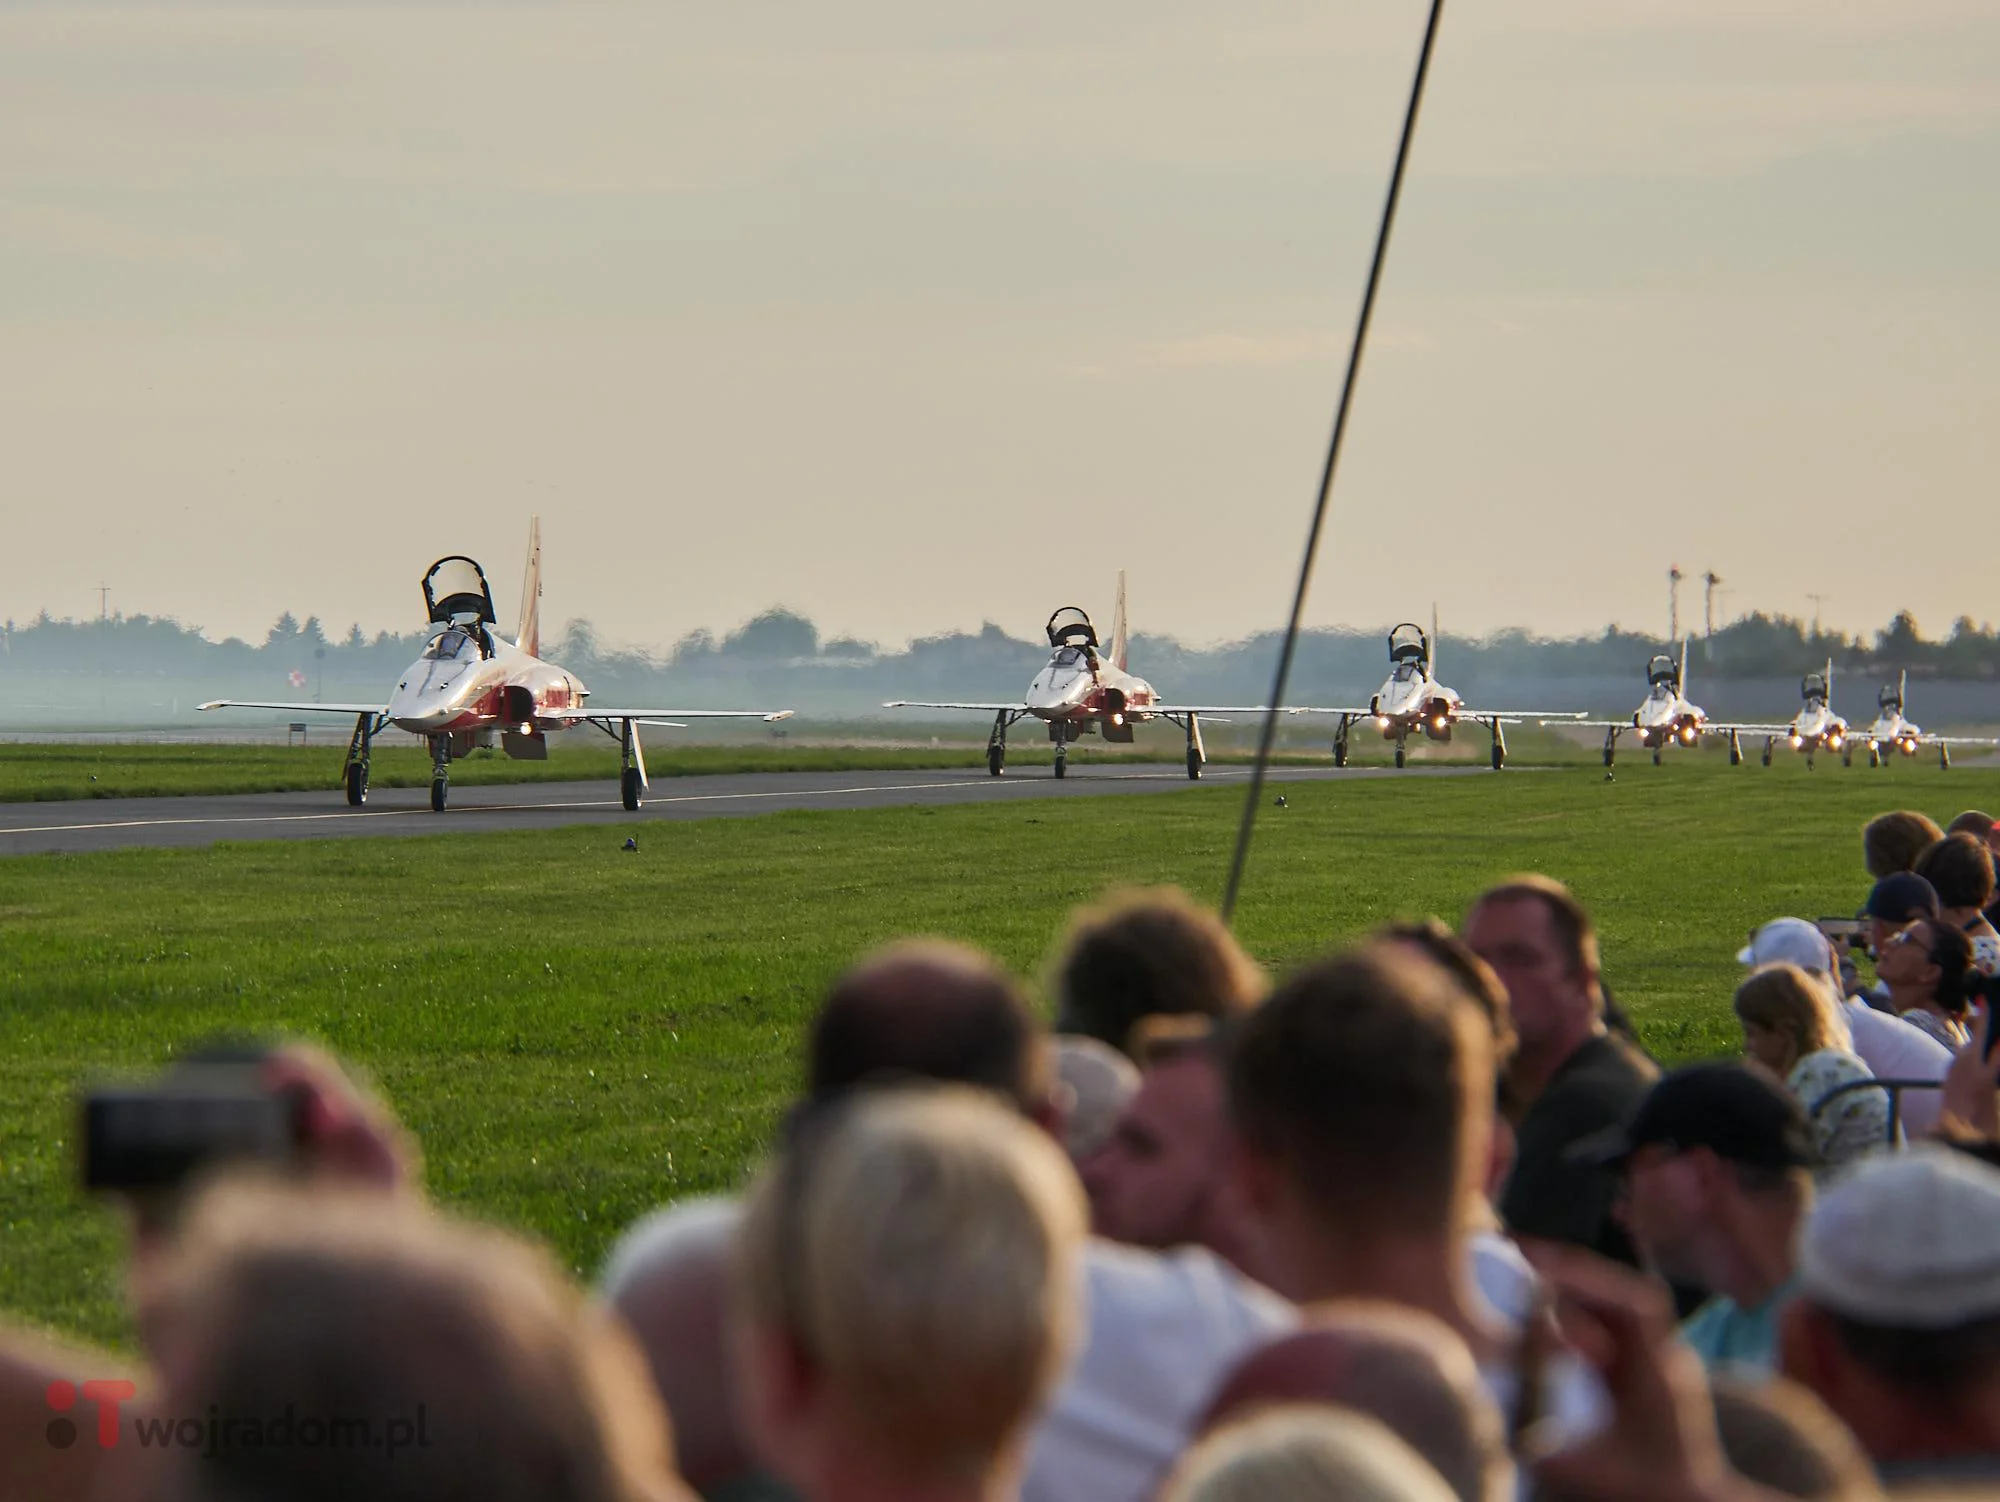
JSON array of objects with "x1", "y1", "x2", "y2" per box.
[{"x1": 1026, "y1": 667, "x2": 1090, "y2": 714}]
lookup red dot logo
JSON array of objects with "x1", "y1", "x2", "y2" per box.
[{"x1": 45, "y1": 1381, "x2": 77, "y2": 1449}]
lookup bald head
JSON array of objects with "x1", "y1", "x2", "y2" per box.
[
  {"x1": 1201, "y1": 1306, "x2": 1509, "y2": 1502},
  {"x1": 809, "y1": 940, "x2": 1050, "y2": 1118},
  {"x1": 600, "y1": 1199, "x2": 750, "y2": 1493}
]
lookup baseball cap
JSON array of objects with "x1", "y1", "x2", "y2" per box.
[
  {"x1": 1568, "y1": 1063, "x2": 1816, "y2": 1172},
  {"x1": 1735, "y1": 917, "x2": 1835, "y2": 972},
  {"x1": 1799, "y1": 1145, "x2": 2000, "y2": 1328},
  {"x1": 1863, "y1": 872, "x2": 1941, "y2": 924}
]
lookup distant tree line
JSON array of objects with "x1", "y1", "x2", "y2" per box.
[{"x1": 4, "y1": 604, "x2": 1998, "y2": 706}]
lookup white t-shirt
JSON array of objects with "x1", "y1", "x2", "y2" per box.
[
  {"x1": 1841, "y1": 999, "x2": 1950, "y2": 1136},
  {"x1": 1022, "y1": 1241, "x2": 1295, "y2": 1502},
  {"x1": 1469, "y1": 1230, "x2": 1612, "y2": 1459}
]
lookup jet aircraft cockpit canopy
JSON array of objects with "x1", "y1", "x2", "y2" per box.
[
  {"x1": 422, "y1": 556, "x2": 498, "y2": 628},
  {"x1": 1879, "y1": 682, "x2": 1903, "y2": 711},
  {"x1": 1646, "y1": 655, "x2": 1679, "y2": 692},
  {"x1": 421, "y1": 625, "x2": 486, "y2": 663},
  {"x1": 1802, "y1": 671, "x2": 1829, "y2": 702},
  {"x1": 1388, "y1": 623, "x2": 1429, "y2": 675},
  {"x1": 1046, "y1": 607, "x2": 1099, "y2": 652}
]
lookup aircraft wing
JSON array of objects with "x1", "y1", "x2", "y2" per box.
[
  {"x1": 1926, "y1": 733, "x2": 2000, "y2": 748},
  {"x1": 1702, "y1": 721, "x2": 1795, "y2": 736},
  {"x1": 541, "y1": 708, "x2": 795, "y2": 723},
  {"x1": 1151, "y1": 705, "x2": 1309, "y2": 716},
  {"x1": 198, "y1": 700, "x2": 387, "y2": 715},
  {"x1": 882, "y1": 701, "x2": 1029, "y2": 713},
  {"x1": 1459, "y1": 709, "x2": 1589, "y2": 722}
]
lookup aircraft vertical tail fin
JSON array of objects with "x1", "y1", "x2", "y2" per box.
[
  {"x1": 1677, "y1": 637, "x2": 1689, "y2": 697},
  {"x1": 1430, "y1": 603, "x2": 1441, "y2": 678},
  {"x1": 1108, "y1": 570, "x2": 1129, "y2": 671},
  {"x1": 1899, "y1": 667, "x2": 1908, "y2": 710},
  {"x1": 517, "y1": 516, "x2": 542, "y2": 658}
]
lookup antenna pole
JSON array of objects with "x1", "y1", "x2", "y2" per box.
[{"x1": 1221, "y1": 0, "x2": 1448, "y2": 923}]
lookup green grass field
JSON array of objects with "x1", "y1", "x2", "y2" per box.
[{"x1": 3, "y1": 757, "x2": 1994, "y2": 1347}]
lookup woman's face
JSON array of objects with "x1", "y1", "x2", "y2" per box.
[
  {"x1": 1741, "y1": 1019, "x2": 1795, "y2": 1074},
  {"x1": 1875, "y1": 920, "x2": 1940, "y2": 995}
]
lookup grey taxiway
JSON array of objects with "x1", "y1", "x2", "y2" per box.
[{"x1": 0, "y1": 763, "x2": 1484, "y2": 856}]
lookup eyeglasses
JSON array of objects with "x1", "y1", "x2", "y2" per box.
[{"x1": 1881, "y1": 927, "x2": 1941, "y2": 964}]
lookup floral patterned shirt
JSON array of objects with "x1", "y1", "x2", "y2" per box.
[
  {"x1": 1901, "y1": 1008, "x2": 1972, "y2": 1051},
  {"x1": 1787, "y1": 1048, "x2": 1890, "y2": 1170}
]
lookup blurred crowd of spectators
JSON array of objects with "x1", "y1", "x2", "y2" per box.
[{"x1": 7, "y1": 813, "x2": 2000, "y2": 1502}]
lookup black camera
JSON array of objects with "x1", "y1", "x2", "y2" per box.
[{"x1": 81, "y1": 1061, "x2": 303, "y2": 1195}]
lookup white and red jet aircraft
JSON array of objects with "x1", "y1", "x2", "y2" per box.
[
  {"x1": 1557, "y1": 643, "x2": 1785, "y2": 767},
  {"x1": 200, "y1": 521, "x2": 792, "y2": 811},
  {"x1": 884, "y1": 574, "x2": 1290, "y2": 779},
  {"x1": 1758, "y1": 659, "x2": 1850, "y2": 768},
  {"x1": 1297, "y1": 620, "x2": 1583, "y2": 769},
  {"x1": 1859, "y1": 671, "x2": 1998, "y2": 769}
]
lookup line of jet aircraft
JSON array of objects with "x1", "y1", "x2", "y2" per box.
[{"x1": 196, "y1": 526, "x2": 1997, "y2": 811}]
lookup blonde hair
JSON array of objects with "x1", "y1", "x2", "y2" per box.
[
  {"x1": 1733, "y1": 964, "x2": 1852, "y2": 1065},
  {"x1": 736, "y1": 1087, "x2": 1087, "y2": 1477},
  {"x1": 149, "y1": 1179, "x2": 682, "y2": 1502},
  {"x1": 1163, "y1": 1406, "x2": 1459, "y2": 1502}
]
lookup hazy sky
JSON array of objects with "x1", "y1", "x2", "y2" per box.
[{"x1": 5, "y1": 2, "x2": 1997, "y2": 653}]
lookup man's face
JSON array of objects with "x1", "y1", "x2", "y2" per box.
[
  {"x1": 1874, "y1": 920, "x2": 1940, "y2": 995},
  {"x1": 1079, "y1": 1055, "x2": 1226, "y2": 1252},
  {"x1": 1464, "y1": 896, "x2": 1588, "y2": 1055},
  {"x1": 1615, "y1": 1144, "x2": 1705, "y2": 1284}
]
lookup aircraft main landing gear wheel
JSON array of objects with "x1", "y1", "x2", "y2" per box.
[
  {"x1": 621, "y1": 767, "x2": 644, "y2": 811},
  {"x1": 987, "y1": 744, "x2": 1004, "y2": 777},
  {"x1": 1761, "y1": 742, "x2": 1773, "y2": 768},
  {"x1": 345, "y1": 762, "x2": 368, "y2": 806},
  {"x1": 1941, "y1": 745, "x2": 1952, "y2": 771},
  {"x1": 1187, "y1": 746, "x2": 1202, "y2": 780},
  {"x1": 1841, "y1": 745, "x2": 1853, "y2": 768},
  {"x1": 1492, "y1": 741, "x2": 1506, "y2": 771},
  {"x1": 1334, "y1": 738, "x2": 1349, "y2": 768},
  {"x1": 430, "y1": 776, "x2": 448, "y2": 812},
  {"x1": 1729, "y1": 732, "x2": 1742, "y2": 766}
]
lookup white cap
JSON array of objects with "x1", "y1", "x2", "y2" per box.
[
  {"x1": 1053, "y1": 1033, "x2": 1141, "y2": 1159},
  {"x1": 1799, "y1": 1146, "x2": 2000, "y2": 1328},
  {"x1": 1736, "y1": 917, "x2": 1835, "y2": 973}
]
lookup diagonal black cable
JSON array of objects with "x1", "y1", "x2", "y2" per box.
[{"x1": 1220, "y1": 0, "x2": 1448, "y2": 923}]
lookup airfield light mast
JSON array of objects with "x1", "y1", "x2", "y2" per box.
[
  {"x1": 1703, "y1": 571, "x2": 1721, "y2": 638},
  {"x1": 1668, "y1": 564, "x2": 1683, "y2": 644},
  {"x1": 1808, "y1": 592, "x2": 1827, "y2": 640}
]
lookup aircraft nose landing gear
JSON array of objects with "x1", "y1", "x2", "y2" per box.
[{"x1": 429, "y1": 734, "x2": 451, "y2": 811}]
